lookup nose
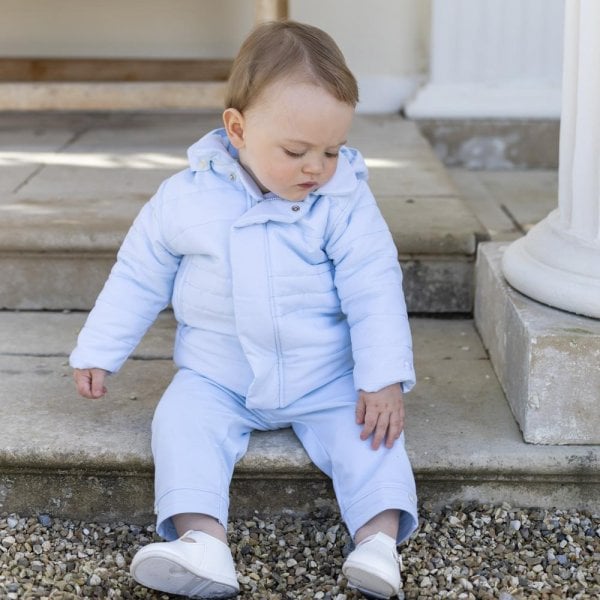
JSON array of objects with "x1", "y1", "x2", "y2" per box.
[{"x1": 302, "y1": 156, "x2": 324, "y2": 176}]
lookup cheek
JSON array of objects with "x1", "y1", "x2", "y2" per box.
[
  {"x1": 254, "y1": 155, "x2": 280, "y2": 180},
  {"x1": 325, "y1": 160, "x2": 338, "y2": 180},
  {"x1": 270, "y1": 161, "x2": 298, "y2": 182}
]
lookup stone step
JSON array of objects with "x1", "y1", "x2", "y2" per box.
[
  {"x1": 1, "y1": 311, "x2": 597, "y2": 523},
  {"x1": 0, "y1": 112, "x2": 485, "y2": 314}
]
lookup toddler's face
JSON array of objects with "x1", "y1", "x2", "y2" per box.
[{"x1": 224, "y1": 79, "x2": 354, "y2": 201}]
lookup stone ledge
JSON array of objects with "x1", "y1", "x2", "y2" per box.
[
  {"x1": 1, "y1": 313, "x2": 599, "y2": 522},
  {"x1": 475, "y1": 242, "x2": 600, "y2": 444},
  {"x1": 0, "y1": 252, "x2": 475, "y2": 314},
  {"x1": 0, "y1": 112, "x2": 485, "y2": 313},
  {"x1": 0, "y1": 82, "x2": 226, "y2": 111}
]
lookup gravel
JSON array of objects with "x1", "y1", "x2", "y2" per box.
[{"x1": 1, "y1": 503, "x2": 598, "y2": 599}]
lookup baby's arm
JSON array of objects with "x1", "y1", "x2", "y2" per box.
[
  {"x1": 324, "y1": 177, "x2": 415, "y2": 450},
  {"x1": 70, "y1": 180, "x2": 181, "y2": 379},
  {"x1": 356, "y1": 383, "x2": 404, "y2": 450},
  {"x1": 73, "y1": 368, "x2": 108, "y2": 399}
]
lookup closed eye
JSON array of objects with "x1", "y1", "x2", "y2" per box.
[
  {"x1": 283, "y1": 148, "x2": 340, "y2": 159},
  {"x1": 283, "y1": 148, "x2": 305, "y2": 158}
]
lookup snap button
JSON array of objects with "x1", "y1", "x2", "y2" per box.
[
  {"x1": 229, "y1": 172, "x2": 236, "y2": 181},
  {"x1": 291, "y1": 205, "x2": 300, "y2": 212}
]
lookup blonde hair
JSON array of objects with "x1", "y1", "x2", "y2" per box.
[{"x1": 225, "y1": 20, "x2": 359, "y2": 112}]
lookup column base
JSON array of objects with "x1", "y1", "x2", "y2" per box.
[
  {"x1": 502, "y1": 210, "x2": 600, "y2": 319},
  {"x1": 404, "y1": 83, "x2": 561, "y2": 119},
  {"x1": 475, "y1": 242, "x2": 600, "y2": 445}
]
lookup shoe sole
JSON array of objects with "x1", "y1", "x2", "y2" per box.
[
  {"x1": 131, "y1": 551, "x2": 239, "y2": 598},
  {"x1": 342, "y1": 561, "x2": 398, "y2": 599}
]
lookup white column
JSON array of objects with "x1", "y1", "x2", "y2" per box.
[
  {"x1": 502, "y1": 0, "x2": 600, "y2": 319},
  {"x1": 406, "y1": 0, "x2": 564, "y2": 118}
]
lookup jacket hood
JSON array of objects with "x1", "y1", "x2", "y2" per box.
[{"x1": 187, "y1": 128, "x2": 369, "y2": 198}]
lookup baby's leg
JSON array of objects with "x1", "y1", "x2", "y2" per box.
[
  {"x1": 151, "y1": 368, "x2": 258, "y2": 542},
  {"x1": 354, "y1": 509, "x2": 400, "y2": 544},
  {"x1": 289, "y1": 374, "x2": 417, "y2": 598},
  {"x1": 172, "y1": 513, "x2": 228, "y2": 543},
  {"x1": 131, "y1": 370, "x2": 260, "y2": 597},
  {"x1": 289, "y1": 373, "x2": 418, "y2": 544}
]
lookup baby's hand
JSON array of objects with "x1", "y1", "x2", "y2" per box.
[
  {"x1": 355, "y1": 383, "x2": 405, "y2": 450},
  {"x1": 73, "y1": 368, "x2": 108, "y2": 399}
]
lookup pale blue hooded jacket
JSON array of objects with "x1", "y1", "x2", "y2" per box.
[{"x1": 70, "y1": 129, "x2": 415, "y2": 409}]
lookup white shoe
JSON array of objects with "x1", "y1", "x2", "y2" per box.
[
  {"x1": 130, "y1": 530, "x2": 239, "y2": 598},
  {"x1": 342, "y1": 532, "x2": 402, "y2": 599}
]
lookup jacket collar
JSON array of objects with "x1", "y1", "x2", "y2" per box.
[{"x1": 187, "y1": 128, "x2": 368, "y2": 201}]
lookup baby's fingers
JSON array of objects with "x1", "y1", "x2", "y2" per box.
[
  {"x1": 385, "y1": 411, "x2": 405, "y2": 449},
  {"x1": 370, "y1": 413, "x2": 390, "y2": 450},
  {"x1": 355, "y1": 395, "x2": 367, "y2": 425},
  {"x1": 74, "y1": 369, "x2": 107, "y2": 399},
  {"x1": 74, "y1": 369, "x2": 91, "y2": 398}
]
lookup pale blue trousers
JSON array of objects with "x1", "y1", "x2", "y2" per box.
[{"x1": 152, "y1": 368, "x2": 418, "y2": 543}]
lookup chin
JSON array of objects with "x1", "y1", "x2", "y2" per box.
[
  {"x1": 279, "y1": 193, "x2": 305, "y2": 202},
  {"x1": 294, "y1": 189, "x2": 314, "y2": 200}
]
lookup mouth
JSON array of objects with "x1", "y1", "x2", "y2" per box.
[{"x1": 298, "y1": 181, "x2": 318, "y2": 190}]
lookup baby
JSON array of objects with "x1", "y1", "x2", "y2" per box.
[{"x1": 71, "y1": 20, "x2": 418, "y2": 599}]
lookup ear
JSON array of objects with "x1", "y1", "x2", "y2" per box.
[{"x1": 223, "y1": 108, "x2": 246, "y2": 149}]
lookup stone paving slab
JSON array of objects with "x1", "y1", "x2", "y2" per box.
[
  {"x1": 378, "y1": 195, "x2": 481, "y2": 255},
  {"x1": 1, "y1": 113, "x2": 480, "y2": 253},
  {"x1": 449, "y1": 168, "x2": 558, "y2": 241},
  {"x1": 1, "y1": 313, "x2": 598, "y2": 521},
  {"x1": 0, "y1": 112, "x2": 485, "y2": 312},
  {"x1": 1, "y1": 311, "x2": 173, "y2": 358},
  {"x1": 0, "y1": 125, "x2": 78, "y2": 194},
  {"x1": 484, "y1": 170, "x2": 557, "y2": 231},
  {"x1": 448, "y1": 169, "x2": 519, "y2": 241},
  {"x1": 0, "y1": 355, "x2": 172, "y2": 468},
  {"x1": 0, "y1": 194, "x2": 480, "y2": 256}
]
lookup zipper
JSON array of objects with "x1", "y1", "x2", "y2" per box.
[{"x1": 263, "y1": 223, "x2": 284, "y2": 406}]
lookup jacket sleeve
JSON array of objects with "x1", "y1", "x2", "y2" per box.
[
  {"x1": 70, "y1": 182, "x2": 181, "y2": 373},
  {"x1": 325, "y1": 181, "x2": 416, "y2": 393}
]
